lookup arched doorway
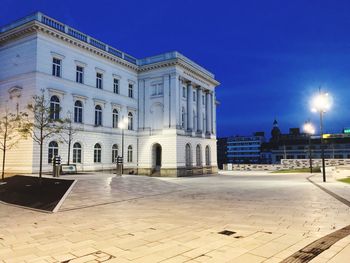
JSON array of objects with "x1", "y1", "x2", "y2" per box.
[{"x1": 152, "y1": 143, "x2": 162, "y2": 171}]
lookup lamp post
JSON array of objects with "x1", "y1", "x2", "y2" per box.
[
  {"x1": 118, "y1": 116, "x2": 128, "y2": 175},
  {"x1": 310, "y1": 89, "x2": 332, "y2": 182},
  {"x1": 303, "y1": 121, "x2": 315, "y2": 173}
]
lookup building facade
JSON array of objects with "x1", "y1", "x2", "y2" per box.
[
  {"x1": 0, "y1": 12, "x2": 219, "y2": 176},
  {"x1": 265, "y1": 120, "x2": 350, "y2": 164},
  {"x1": 226, "y1": 132, "x2": 265, "y2": 164}
]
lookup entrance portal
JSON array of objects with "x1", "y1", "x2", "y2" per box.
[{"x1": 152, "y1": 143, "x2": 162, "y2": 172}]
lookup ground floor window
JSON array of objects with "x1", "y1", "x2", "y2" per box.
[
  {"x1": 48, "y1": 141, "x2": 58, "y2": 163},
  {"x1": 185, "y1": 143, "x2": 192, "y2": 167},
  {"x1": 94, "y1": 143, "x2": 102, "y2": 163},
  {"x1": 205, "y1": 145, "x2": 210, "y2": 166},
  {"x1": 127, "y1": 145, "x2": 133, "y2": 162},
  {"x1": 196, "y1": 144, "x2": 201, "y2": 166},
  {"x1": 73, "y1": 142, "x2": 82, "y2": 163},
  {"x1": 112, "y1": 144, "x2": 118, "y2": 163}
]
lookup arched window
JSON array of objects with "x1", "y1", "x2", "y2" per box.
[
  {"x1": 50, "y1": 95, "x2": 60, "y2": 120},
  {"x1": 128, "y1": 112, "x2": 133, "y2": 130},
  {"x1": 196, "y1": 144, "x2": 202, "y2": 166},
  {"x1": 181, "y1": 107, "x2": 186, "y2": 129},
  {"x1": 74, "y1": 100, "x2": 83, "y2": 123},
  {"x1": 112, "y1": 144, "x2": 118, "y2": 163},
  {"x1": 48, "y1": 141, "x2": 58, "y2": 163},
  {"x1": 73, "y1": 142, "x2": 82, "y2": 163},
  {"x1": 112, "y1": 109, "x2": 119, "y2": 128},
  {"x1": 185, "y1": 143, "x2": 192, "y2": 167},
  {"x1": 205, "y1": 145, "x2": 210, "y2": 166},
  {"x1": 127, "y1": 145, "x2": 133, "y2": 163},
  {"x1": 94, "y1": 143, "x2": 102, "y2": 163},
  {"x1": 95, "y1": 105, "x2": 102, "y2": 126}
]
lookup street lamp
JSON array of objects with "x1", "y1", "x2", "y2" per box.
[
  {"x1": 310, "y1": 89, "x2": 332, "y2": 182},
  {"x1": 118, "y1": 116, "x2": 128, "y2": 175},
  {"x1": 303, "y1": 121, "x2": 315, "y2": 173}
]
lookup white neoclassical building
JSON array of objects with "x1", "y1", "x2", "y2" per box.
[{"x1": 0, "y1": 12, "x2": 219, "y2": 176}]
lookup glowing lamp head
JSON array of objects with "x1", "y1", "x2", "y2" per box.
[
  {"x1": 118, "y1": 117, "x2": 128, "y2": 129},
  {"x1": 303, "y1": 122, "x2": 315, "y2": 135},
  {"x1": 310, "y1": 92, "x2": 332, "y2": 113}
]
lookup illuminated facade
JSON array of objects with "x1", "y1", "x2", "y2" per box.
[{"x1": 0, "y1": 12, "x2": 219, "y2": 176}]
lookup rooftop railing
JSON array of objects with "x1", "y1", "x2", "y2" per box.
[{"x1": 0, "y1": 12, "x2": 215, "y2": 77}]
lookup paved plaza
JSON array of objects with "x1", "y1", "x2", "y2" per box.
[{"x1": 1, "y1": 171, "x2": 350, "y2": 262}]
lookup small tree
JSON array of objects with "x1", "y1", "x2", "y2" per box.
[
  {"x1": 0, "y1": 108, "x2": 27, "y2": 180},
  {"x1": 20, "y1": 90, "x2": 65, "y2": 179},
  {"x1": 61, "y1": 111, "x2": 79, "y2": 165}
]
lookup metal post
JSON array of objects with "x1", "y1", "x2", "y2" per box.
[
  {"x1": 308, "y1": 135, "x2": 313, "y2": 173},
  {"x1": 121, "y1": 127, "x2": 124, "y2": 175},
  {"x1": 320, "y1": 111, "x2": 326, "y2": 182}
]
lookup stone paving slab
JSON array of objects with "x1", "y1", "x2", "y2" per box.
[{"x1": 0, "y1": 171, "x2": 350, "y2": 262}]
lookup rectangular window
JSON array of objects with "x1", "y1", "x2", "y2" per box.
[
  {"x1": 113, "y1": 78, "x2": 119, "y2": 94},
  {"x1": 151, "y1": 84, "x2": 163, "y2": 96},
  {"x1": 76, "y1": 66, "x2": 84, "y2": 84},
  {"x1": 96, "y1": 73, "x2": 103, "y2": 89},
  {"x1": 193, "y1": 91, "x2": 196, "y2": 101},
  {"x1": 202, "y1": 95, "x2": 205, "y2": 105},
  {"x1": 52, "y1": 58, "x2": 61, "y2": 77},
  {"x1": 183, "y1": 87, "x2": 186, "y2": 98},
  {"x1": 128, "y1": 84, "x2": 133, "y2": 98}
]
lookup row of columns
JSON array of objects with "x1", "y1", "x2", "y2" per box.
[{"x1": 186, "y1": 81, "x2": 215, "y2": 135}]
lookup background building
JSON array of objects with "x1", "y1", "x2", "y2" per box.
[{"x1": 0, "y1": 12, "x2": 219, "y2": 176}]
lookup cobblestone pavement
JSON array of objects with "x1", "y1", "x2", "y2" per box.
[{"x1": 0, "y1": 171, "x2": 350, "y2": 262}]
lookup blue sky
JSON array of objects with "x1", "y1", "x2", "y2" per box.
[{"x1": 1, "y1": 0, "x2": 350, "y2": 137}]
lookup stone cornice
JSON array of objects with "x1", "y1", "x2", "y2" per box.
[{"x1": 0, "y1": 20, "x2": 220, "y2": 87}]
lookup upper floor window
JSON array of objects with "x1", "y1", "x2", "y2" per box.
[
  {"x1": 76, "y1": 66, "x2": 84, "y2": 84},
  {"x1": 193, "y1": 91, "x2": 196, "y2": 101},
  {"x1": 151, "y1": 83, "x2": 163, "y2": 96},
  {"x1": 74, "y1": 100, "x2": 83, "y2": 123},
  {"x1": 128, "y1": 112, "x2": 133, "y2": 130},
  {"x1": 202, "y1": 95, "x2": 205, "y2": 105},
  {"x1": 183, "y1": 87, "x2": 186, "y2": 98},
  {"x1": 113, "y1": 78, "x2": 119, "y2": 94},
  {"x1": 128, "y1": 84, "x2": 134, "y2": 98},
  {"x1": 112, "y1": 109, "x2": 119, "y2": 128},
  {"x1": 52, "y1": 58, "x2": 61, "y2": 77},
  {"x1": 181, "y1": 107, "x2": 186, "y2": 129},
  {"x1": 95, "y1": 105, "x2": 102, "y2": 126},
  {"x1": 96, "y1": 73, "x2": 103, "y2": 89},
  {"x1": 50, "y1": 95, "x2": 60, "y2": 120}
]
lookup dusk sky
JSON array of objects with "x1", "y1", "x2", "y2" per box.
[{"x1": 2, "y1": 0, "x2": 350, "y2": 138}]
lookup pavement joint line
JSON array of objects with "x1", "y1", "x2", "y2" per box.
[
  {"x1": 280, "y1": 175, "x2": 350, "y2": 263},
  {"x1": 59, "y1": 188, "x2": 187, "y2": 212}
]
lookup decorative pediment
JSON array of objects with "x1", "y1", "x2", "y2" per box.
[{"x1": 47, "y1": 88, "x2": 65, "y2": 98}]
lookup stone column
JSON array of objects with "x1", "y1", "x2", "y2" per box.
[
  {"x1": 205, "y1": 91, "x2": 212, "y2": 134},
  {"x1": 187, "y1": 82, "x2": 193, "y2": 131},
  {"x1": 163, "y1": 74, "x2": 170, "y2": 128},
  {"x1": 197, "y1": 87, "x2": 203, "y2": 133},
  {"x1": 212, "y1": 92, "x2": 216, "y2": 134}
]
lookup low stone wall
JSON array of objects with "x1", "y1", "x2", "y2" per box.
[
  {"x1": 222, "y1": 159, "x2": 350, "y2": 171},
  {"x1": 223, "y1": 164, "x2": 284, "y2": 171},
  {"x1": 281, "y1": 159, "x2": 350, "y2": 169}
]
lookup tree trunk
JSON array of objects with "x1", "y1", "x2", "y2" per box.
[
  {"x1": 1, "y1": 148, "x2": 5, "y2": 181},
  {"x1": 67, "y1": 139, "x2": 71, "y2": 165},
  {"x1": 39, "y1": 140, "x2": 43, "y2": 179}
]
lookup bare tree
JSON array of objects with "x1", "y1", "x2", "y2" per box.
[
  {"x1": 20, "y1": 90, "x2": 65, "y2": 179},
  {"x1": 0, "y1": 107, "x2": 27, "y2": 181},
  {"x1": 61, "y1": 111, "x2": 79, "y2": 165}
]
